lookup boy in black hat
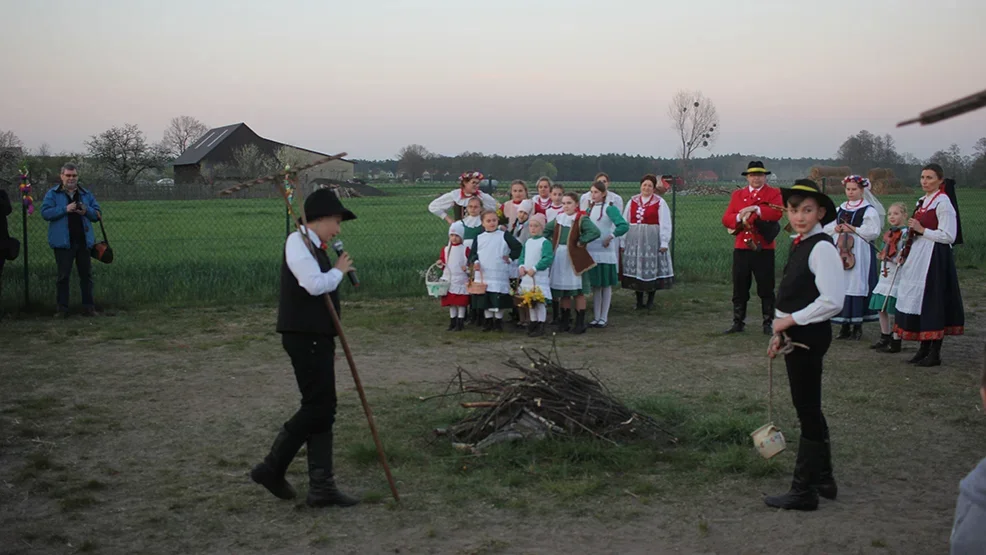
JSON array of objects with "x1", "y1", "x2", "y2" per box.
[
  {"x1": 722, "y1": 161, "x2": 784, "y2": 335},
  {"x1": 765, "y1": 179, "x2": 845, "y2": 511},
  {"x1": 251, "y1": 188, "x2": 360, "y2": 508}
]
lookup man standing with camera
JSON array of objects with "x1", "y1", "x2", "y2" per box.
[{"x1": 41, "y1": 164, "x2": 102, "y2": 317}]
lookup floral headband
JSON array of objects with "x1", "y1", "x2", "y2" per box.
[
  {"x1": 842, "y1": 175, "x2": 871, "y2": 188},
  {"x1": 459, "y1": 171, "x2": 484, "y2": 183}
]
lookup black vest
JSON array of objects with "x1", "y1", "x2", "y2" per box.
[
  {"x1": 836, "y1": 204, "x2": 868, "y2": 227},
  {"x1": 776, "y1": 233, "x2": 833, "y2": 315},
  {"x1": 276, "y1": 242, "x2": 340, "y2": 337}
]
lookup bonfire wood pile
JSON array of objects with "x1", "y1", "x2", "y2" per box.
[{"x1": 429, "y1": 348, "x2": 677, "y2": 451}]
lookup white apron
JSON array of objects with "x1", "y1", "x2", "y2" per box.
[
  {"x1": 895, "y1": 194, "x2": 957, "y2": 315},
  {"x1": 519, "y1": 237, "x2": 552, "y2": 301},
  {"x1": 585, "y1": 204, "x2": 618, "y2": 265},
  {"x1": 824, "y1": 201, "x2": 882, "y2": 297},
  {"x1": 474, "y1": 231, "x2": 511, "y2": 295},
  {"x1": 549, "y1": 213, "x2": 582, "y2": 291},
  {"x1": 441, "y1": 243, "x2": 469, "y2": 295}
]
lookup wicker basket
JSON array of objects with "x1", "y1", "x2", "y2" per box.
[
  {"x1": 424, "y1": 262, "x2": 450, "y2": 298},
  {"x1": 467, "y1": 269, "x2": 487, "y2": 295}
]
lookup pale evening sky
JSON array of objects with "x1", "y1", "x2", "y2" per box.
[{"x1": 1, "y1": 0, "x2": 984, "y2": 161}]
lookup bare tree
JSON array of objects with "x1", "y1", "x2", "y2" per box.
[
  {"x1": 232, "y1": 144, "x2": 277, "y2": 179},
  {"x1": 667, "y1": 91, "x2": 720, "y2": 181},
  {"x1": 86, "y1": 123, "x2": 166, "y2": 186},
  {"x1": 397, "y1": 144, "x2": 432, "y2": 181},
  {"x1": 162, "y1": 116, "x2": 209, "y2": 158},
  {"x1": 35, "y1": 142, "x2": 53, "y2": 157}
]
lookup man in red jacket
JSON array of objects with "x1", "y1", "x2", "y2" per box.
[{"x1": 721, "y1": 161, "x2": 784, "y2": 335}]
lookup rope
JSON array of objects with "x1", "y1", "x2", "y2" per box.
[{"x1": 767, "y1": 333, "x2": 809, "y2": 423}]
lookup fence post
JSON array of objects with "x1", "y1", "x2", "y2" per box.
[
  {"x1": 670, "y1": 179, "x2": 677, "y2": 266},
  {"x1": 22, "y1": 197, "x2": 29, "y2": 308},
  {"x1": 285, "y1": 204, "x2": 290, "y2": 238}
]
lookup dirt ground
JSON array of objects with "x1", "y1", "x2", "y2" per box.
[{"x1": 2, "y1": 278, "x2": 985, "y2": 555}]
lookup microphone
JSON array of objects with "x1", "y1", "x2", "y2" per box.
[{"x1": 330, "y1": 239, "x2": 359, "y2": 288}]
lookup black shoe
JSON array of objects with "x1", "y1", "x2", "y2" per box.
[
  {"x1": 908, "y1": 340, "x2": 931, "y2": 364},
  {"x1": 646, "y1": 292, "x2": 656, "y2": 310},
  {"x1": 835, "y1": 323, "x2": 851, "y2": 340},
  {"x1": 724, "y1": 303, "x2": 746, "y2": 334},
  {"x1": 916, "y1": 339, "x2": 942, "y2": 367},
  {"x1": 447, "y1": 317, "x2": 457, "y2": 331},
  {"x1": 494, "y1": 318, "x2": 504, "y2": 332},
  {"x1": 551, "y1": 303, "x2": 559, "y2": 324},
  {"x1": 481, "y1": 317, "x2": 493, "y2": 332},
  {"x1": 885, "y1": 337, "x2": 901, "y2": 353},
  {"x1": 305, "y1": 431, "x2": 359, "y2": 508},
  {"x1": 814, "y1": 431, "x2": 837, "y2": 501},
  {"x1": 764, "y1": 436, "x2": 822, "y2": 511},
  {"x1": 251, "y1": 426, "x2": 305, "y2": 500},
  {"x1": 555, "y1": 309, "x2": 571, "y2": 333},
  {"x1": 870, "y1": 333, "x2": 891, "y2": 350},
  {"x1": 850, "y1": 324, "x2": 863, "y2": 341},
  {"x1": 634, "y1": 292, "x2": 645, "y2": 310},
  {"x1": 529, "y1": 322, "x2": 545, "y2": 337},
  {"x1": 571, "y1": 309, "x2": 588, "y2": 334}
]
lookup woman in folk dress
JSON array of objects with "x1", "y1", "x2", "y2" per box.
[
  {"x1": 584, "y1": 180, "x2": 629, "y2": 328},
  {"x1": 428, "y1": 170, "x2": 498, "y2": 224},
  {"x1": 533, "y1": 177, "x2": 553, "y2": 217},
  {"x1": 518, "y1": 214, "x2": 554, "y2": 337},
  {"x1": 438, "y1": 221, "x2": 471, "y2": 332},
  {"x1": 621, "y1": 174, "x2": 674, "y2": 310},
  {"x1": 468, "y1": 210, "x2": 523, "y2": 332},
  {"x1": 823, "y1": 175, "x2": 884, "y2": 340},
  {"x1": 544, "y1": 192, "x2": 601, "y2": 334},
  {"x1": 893, "y1": 164, "x2": 964, "y2": 367}
]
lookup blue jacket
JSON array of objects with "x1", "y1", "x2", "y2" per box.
[{"x1": 41, "y1": 185, "x2": 102, "y2": 249}]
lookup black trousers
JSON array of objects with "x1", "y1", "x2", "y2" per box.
[
  {"x1": 784, "y1": 322, "x2": 832, "y2": 441},
  {"x1": 732, "y1": 249, "x2": 775, "y2": 309},
  {"x1": 281, "y1": 333, "x2": 338, "y2": 438},
  {"x1": 54, "y1": 243, "x2": 94, "y2": 310}
]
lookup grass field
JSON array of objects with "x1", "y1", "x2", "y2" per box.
[{"x1": 3, "y1": 183, "x2": 983, "y2": 310}]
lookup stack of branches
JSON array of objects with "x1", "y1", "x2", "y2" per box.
[
  {"x1": 867, "y1": 168, "x2": 909, "y2": 194},
  {"x1": 428, "y1": 347, "x2": 677, "y2": 451}
]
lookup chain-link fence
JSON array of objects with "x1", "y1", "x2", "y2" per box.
[{"x1": 1, "y1": 180, "x2": 977, "y2": 312}]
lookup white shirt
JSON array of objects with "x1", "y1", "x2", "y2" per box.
[
  {"x1": 285, "y1": 227, "x2": 344, "y2": 296},
  {"x1": 775, "y1": 224, "x2": 846, "y2": 326},
  {"x1": 428, "y1": 189, "x2": 498, "y2": 219},
  {"x1": 580, "y1": 190, "x2": 624, "y2": 212}
]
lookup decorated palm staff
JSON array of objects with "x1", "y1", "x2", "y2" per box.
[
  {"x1": 892, "y1": 163, "x2": 965, "y2": 367},
  {"x1": 766, "y1": 179, "x2": 845, "y2": 512},
  {"x1": 247, "y1": 169, "x2": 399, "y2": 507},
  {"x1": 722, "y1": 161, "x2": 784, "y2": 335}
]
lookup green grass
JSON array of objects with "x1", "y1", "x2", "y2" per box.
[{"x1": 3, "y1": 184, "x2": 983, "y2": 309}]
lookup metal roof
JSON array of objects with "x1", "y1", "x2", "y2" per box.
[{"x1": 172, "y1": 123, "x2": 246, "y2": 165}]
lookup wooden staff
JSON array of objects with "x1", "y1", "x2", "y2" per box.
[
  {"x1": 274, "y1": 171, "x2": 400, "y2": 503},
  {"x1": 218, "y1": 153, "x2": 349, "y2": 196}
]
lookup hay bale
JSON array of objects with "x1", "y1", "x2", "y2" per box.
[
  {"x1": 868, "y1": 168, "x2": 896, "y2": 181},
  {"x1": 870, "y1": 178, "x2": 910, "y2": 195},
  {"x1": 809, "y1": 166, "x2": 852, "y2": 181},
  {"x1": 817, "y1": 177, "x2": 846, "y2": 194}
]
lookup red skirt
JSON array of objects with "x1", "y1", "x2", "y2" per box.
[{"x1": 441, "y1": 293, "x2": 470, "y2": 307}]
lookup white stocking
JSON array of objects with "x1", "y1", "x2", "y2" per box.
[
  {"x1": 456, "y1": 306, "x2": 467, "y2": 318},
  {"x1": 484, "y1": 309, "x2": 494, "y2": 319},
  {"x1": 493, "y1": 309, "x2": 503, "y2": 320},
  {"x1": 449, "y1": 307, "x2": 457, "y2": 318},
  {"x1": 600, "y1": 287, "x2": 613, "y2": 323},
  {"x1": 592, "y1": 287, "x2": 602, "y2": 321},
  {"x1": 535, "y1": 304, "x2": 547, "y2": 322}
]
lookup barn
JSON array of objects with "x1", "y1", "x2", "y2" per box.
[{"x1": 172, "y1": 123, "x2": 355, "y2": 185}]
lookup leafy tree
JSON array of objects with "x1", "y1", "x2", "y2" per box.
[{"x1": 85, "y1": 124, "x2": 166, "y2": 186}]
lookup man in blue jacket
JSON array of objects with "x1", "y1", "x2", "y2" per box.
[{"x1": 41, "y1": 164, "x2": 102, "y2": 317}]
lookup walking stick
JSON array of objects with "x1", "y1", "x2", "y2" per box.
[{"x1": 272, "y1": 165, "x2": 400, "y2": 503}]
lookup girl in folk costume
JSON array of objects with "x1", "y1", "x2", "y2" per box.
[
  {"x1": 532, "y1": 177, "x2": 553, "y2": 216},
  {"x1": 438, "y1": 221, "x2": 471, "y2": 332},
  {"x1": 868, "y1": 202, "x2": 909, "y2": 353},
  {"x1": 501, "y1": 180, "x2": 530, "y2": 231},
  {"x1": 544, "y1": 192, "x2": 602, "y2": 334},
  {"x1": 584, "y1": 180, "x2": 629, "y2": 328},
  {"x1": 621, "y1": 174, "x2": 674, "y2": 310},
  {"x1": 518, "y1": 214, "x2": 554, "y2": 337},
  {"x1": 766, "y1": 179, "x2": 845, "y2": 512},
  {"x1": 428, "y1": 171, "x2": 498, "y2": 225},
  {"x1": 468, "y1": 210, "x2": 523, "y2": 332},
  {"x1": 461, "y1": 196, "x2": 484, "y2": 242},
  {"x1": 580, "y1": 172, "x2": 624, "y2": 213},
  {"x1": 546, "y1": 184, "x2": 565, "y2": 223},
  {"x1": 824, "y1": 175, "x2": 884, "y2": 340},
  {"x1": 894, "y1": 164, "x2": 965, "y2": 367},
  {"x1": 509, "y1": 200, "x2": 534, "y2": 327}
]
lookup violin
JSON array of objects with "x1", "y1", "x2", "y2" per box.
[
  {"x1": 836, "y1": 211, "x2": 855, "y2": 270},
  {"x1": 880, "y1": 227, "x2": 905, "y2": 277},
  {"x1": 899, "y1": 201, "x2": 922, "y2": 265}
]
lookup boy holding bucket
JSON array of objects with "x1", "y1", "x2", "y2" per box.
[{"x1": 766, "y1": 179, "x2": 845, "y2": 511}]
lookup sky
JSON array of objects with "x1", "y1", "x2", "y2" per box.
[{"x1": 1, "y1": 0, "x2": 984, "y2": 161}]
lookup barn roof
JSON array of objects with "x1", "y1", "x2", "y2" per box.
[{"x1": 172, "y1": 123, "x2": 355, "y2": 166}]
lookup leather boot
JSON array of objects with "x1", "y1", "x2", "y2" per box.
[
  {"x1": 646, "y1": 291, "x2": 656, "y2": 309},
  {"x1": 917, "y1": 339, "x2": 942, "y2": 367},
  {"x1": 635, "y1": 292, "x2": 645, "y2": 310},
  {"x1": 870, "y1": 333, "x2": 891, "y2": 350},
  {"x1": 907, "y1": 340, "x2": 931, "y2": 364},
  {"x1": 761, "y1": 300, "x2": 774, "y2": 336},
  {"x1": 551, "y1": 302, "x2": 559, "y2": 324},
  {"x1": 494, "y1": 318, "x2": 504, "y2": 332},
  {"x1": 481, "y1": 316, "x2": 493, "y2": 332},
  {"x1": 571, "y1": 309, "x2": 588, "y2": 334},
  {"x1": 814, "y1": 431, "x2": 837, "y2": 500},
  {"x1": 886, "y1": 336, "x2": 901, "y2": 353},
  {"x1": 529, "y1": 322, "x2": 545, "y2": 337},
  {"x1": 555, "y1": 309, "x2": 571, "y2": 333},
  {"x1": 850, "y1": 324, "x2": 863, "y2": 340},
  {"x1": 835, "y1": 323, "x2": 851, "y2": 339},
  {"x1": 724, "y1": 303, "x2": 746, "y2": 334},
  {"x1": 250, "y1": 426, "x2": 305, "y2": 500},
  {"x1": 305, "y1": 431, "x2": 359, "y2": 508},
  {"x1": 447, "y1": 317, "x2": 457, "y2": 331},
  {"x1": 764, "y1": 436, "x2": 821, "y2": 511}
]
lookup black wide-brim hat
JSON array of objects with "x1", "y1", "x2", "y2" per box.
[
  {"x1": 780, "y1": 179, "x2": 837, "y2": 226},
  {"x1": 304, "y1": 188, "x2": 357, "y2": 222},
  {"x1": 741, "y1": 161, "x2": 771, "y2": 176}
]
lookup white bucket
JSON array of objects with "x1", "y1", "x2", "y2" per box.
[{"x1": 751, "y1": 423, "x2": 786, "y2": 459}]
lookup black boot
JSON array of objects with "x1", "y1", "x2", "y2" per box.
[
  {"x1": 635, "y1": 292, "x2": 645, "y2": 310},
  {"x1": 724, "y1": 303, "x2": 746, "y2": 334},
  {"x1": 815, "y1": 431, "x2": 837, "y2": 500},
  {"x1": 571, "y1": 309, "x2": 588, "y2": 334},
  {"x1": 250, "y1": 426, "x2": 305, "y2": 500},
  {"x1": 646, "y1": 291, "x2": 656, "y2": 309},
  {"x1": 555, "y1": 309, "x2": 571, "y2": 333},
  {"x1": 870, "y1": 333, "x2": 891, "y2": 350},
  {"x1": 529, "y1": 321, "x2": 544, "y2": 337},
  {"x1": 494, "y1": 317, "x2": 504, "y2": 332},
  {"x1": 447, "y1": 317, "x2": 457, "y2": 331},
  {"x1": 481, "y1": 316, "x2": 493, "y2": 332},
  {"x1": 850, "y1": 324, "x2": 863, "y2": 341},
  {"x1": 764, "y1": 436, "x2": 821, "y2": 511},
  {"x1": 885, "y1": 336, "x2": 901, "y2": 353},
  {"x1": 305, "y1": 431, "x2": 359, "y2": 508},
  {"x1": 551, "y1": 302, "x2": 559, "y2": 324},
  {"x1": 917, "y1": 339, "x2": 942, "y2": 367},
  {"x1": 835, "y1": 323, "x2": 851, "y2": 340},
  {"x1": 761, "y1": 300, "x2": 774, "y2": 336},
  {"x1": 907, "y1": 340, "x2": 931, "y2": 364}
]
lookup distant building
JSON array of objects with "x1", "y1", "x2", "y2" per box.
[
  {"x1": 695, "y1": 170, "x2": 719, "y2": 182},
  {"x1": 172, "y1": 123, "x2": 355, "y2": 185}
]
